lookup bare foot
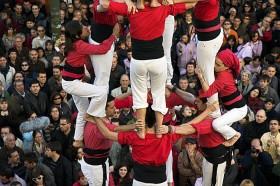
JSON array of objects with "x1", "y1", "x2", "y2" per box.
[
  {"x1": 73, "y1": 140, "x2": 84, "y2": 148},
  {"x1": 136, "y1": 1, "x2": 145, "y2": 9},
  {"x1": 84, "y1": 113, "x2": 95, "y2": 123},
  {"x1": 223, "y1": 132, "x2": 241, "y2": 147},
  {"x1": 150, "y1": 0, "x2": 161, "y2": 7}
]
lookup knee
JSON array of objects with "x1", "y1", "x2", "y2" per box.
[{"x1": 212, "y1": 119, "x2": 220, "y2": 130}]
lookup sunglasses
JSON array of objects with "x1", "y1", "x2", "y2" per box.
[
  {"x1": 32, "y1": 175, "x2": 44, "y2": 182},
  {"x1": 38, "y1": 30, "x2": 45, "y2": 32},
  {"x1": 115, "y1": 111, "x2": 120, "y2": 114},
  {"x1": 21, "y1": 64, "x2": 28, "y2": 66},
  {"x1": 53, "y1": 97, "x2": 61, "y2": 100}
]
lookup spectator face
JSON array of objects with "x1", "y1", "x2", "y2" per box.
[
  {"x1": 259, "y1": 79, "x2": 269, "y2": 89},
  {"x1": 185, "y1": 142, "x2": 196, "y2": 152},
  {"x1": 251, "y1": 32, "x2": 259, "y2": 42},
  {"x1": 81, "y1": 4, "x2": 88, "y2": 14},
  {"x1": 30, "y1": 29, "x2": 37, "y2": 37},
  {"x1": 241, "y1": 73, "x2": 250, "y2": 82},
  {"x1": 77, "y1": 148, "x2": 83, "y2": 160},
  {"x1": 269, "y1": 119, "x2": 280, "y2": 133},
  {"x1": 53, "y1": 95, "x2": 62, "y2": 105},
  {"x1": 30, "y1": 83, "x2": 40, "y2": 96},
  {"x1": 0, "y1": 101, "x2": 8, "y2": 111},
  {"x1": 253, "y1": 58, "x2": 260, "y2": 67},
  {"x1": 5, "y1": 135, "x2": 16, "y2": 149},
  {"x1": 255, "y1": 110, "x2": 267, "y2": 124},
  {"x1": 44, "y1": 148, "x2": 54, "y2": 158},
  {"x1": 119, "y1": 166, "x2": 128, "y2": 178},
  {"x1": 185, "y1": 13, "x2": 192, "y2": 22},
  {"x1": 8, "y1": 151, "x2": 20, "y2": 165},
  {"x1": 15, "y1": 81, "x2": 24, "y2": 92},
  {"x1": 181, "y1": 34, "x2": 189, "y2": 44},
  {"x1": 15, "y1": 73, "x2": 24, "y2": 81},
  {"x1": 32, "y1": 175, "x2": 44, "y2": 185},
  {"x1": 223, "y1": 21, "x2": 231, "y2": 30},
  {"x1": 250, "y1": 88, "x2": 259, "y2": 98},
  {"x1": 89, "y1": 4, "x2": 94, "y2": 13},
  {"x1": 265, "y1": 101, "x2": 274, "y2": 111},
  {"x1": 1, "y1": 128, "x2": 9, "y2": 138},
  {"x1": 21, "y1": 62, "x2": 29, "y2": 71},
  {"x1": 244, "y1": 3, "x2": 251, "y2": 12},
  {"x1": 268, "y1": 11, "x2": 277, "y2": 20},
  {"x1": 267, "y1": 67, "x2": 276, "y2": 78},
  {"x1": 60, "y1": 10, "x2": 65, "y2": 20},
  {"x1": 52, "y1": 56, "x2": 61, "y2": 66},
  {"x1": 111, "y1": 57, "x2": 118, "y2": 70},
  {"x1": 50, "y1": 107, "x2": 60, "y2": 118},
  {"x1": 251, "y1": 139, "x2": 261, "y2": 149},
  {"x1": 23, "y1": 1, "x2": 31, "y2": 11},
  {"x1": 26, "y1": 21, "x2": 35, "y2": 28},
  {"x1": 53, "y1": 68, "x2": 61, "y2": 79},
  {"x1": 32, "y1": 5, "x2": 40, "y2": 16},
  {"x1": 179, "y1": 79, "x2": 188, "y2": 91},
  {"x1": 74, "y1": 11, "x2": 82, "y2": 21},
  {"x1": 238, "y1": 37, "x2": 244, "y2": 45},
  {"x1": 239, "y1": 118, "x2": 248, "y2": 125},
  {"x1": 220, "y1": 16, "x2": 225, "y2": 25},
  {"x1": 34, "y1": 132, "x2": 43, "y2": 144},
  {"x1": 187, "y1": 64, "x2": 195, "y2": 74},
  {"x1": 9, "y1": 52, "x2": 17, "y2": 61},
  {"x1": 68, "y1": 4, "x2": 74, "y2": 13},
  {"x1": 37, "y1": 49, "x2": 44, "y2": 58},
  {"x1": 60, "y1": 90, "x2": 67, "y2": 99},
  {"x1": 0, "y1": 176, "x2": 11, "y2": 185},
  {"x1": 23, "y1": 161, "x2": 36, "y2": 169},
  {"x1": 74, "y1": 0, "x2": 81, "y2": 9},
  {"x1": 16, "y1": 37, "x2": 22, "y2": 47},
  {"x1": 127, "y1": 51, "x2": 132, "y2": 60},
  {"x1": 79, "y1": 176, "x2": 88, "y2": 185},
  {"x1": 262, "y1": 17, "x2": 271, "y2": 28},
  {"x1": 29, "y1": 113, "x2": 37, "y2": 120},
  {"x1": 0, "y1": 57, "x2": 7, "y2": 68},
  {"x1": 37, "y1": 73, "x2": 47, "y2": 84},
  {"x1": 228, "y1": 39, "x2": 235, "y2": 46},
  {"x1": 14, "y1": 4, "x2": 23, "y2": 14},
  {"x1": 29, "y1": 50, "x2": 38, "y2": 62},
  {"x1": 120, "y1": 75, "x2": 129, "y2": 89},
  {"x1": 37, "y1": 26, "x2": 45, "y2": 37},
  {"x1": 59, "y1": 119, "x2": 71, "y2": 133},
  {"x1": 234, "y1": 18, "x2": 241, "y2": 27},
  {"x1": 276, "y1": 21, "x2": 280, "y2": 30},
  {"x1": 113, "y1": 109, "x2": 120, "y2": 118}
]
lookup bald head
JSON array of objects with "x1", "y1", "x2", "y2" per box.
[{"x1": 255, "y1": 109, "x2": 267, "y2": 124}]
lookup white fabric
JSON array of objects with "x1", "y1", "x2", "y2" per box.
[
  {"x1": 166, "y1": 149, "x2": 173, "y2": 183},
  {"x1": 130, "y1": 56, "x2": 168, "y2": 115},
  {"x1": 62, "y1": 79, "x2": 107, "y2": 140},
  {"x1": 212, "y1": 105, "x2": 248, "y2": 140},
  {"x1": 133, "y1": 180, "x2": 167, "y2": 186},
  {"x1": 163, "y1": 15, "x2": 175, "y2": 85},
  {"x1": 81, "y1": 158, "x2": 109, "y2": 186},
  {"x1": 197, "y1": 29, "x2": 223, "y2": 117},
  {"x1": 202, "y1": 158, "x2": 226, "y2": 186}
]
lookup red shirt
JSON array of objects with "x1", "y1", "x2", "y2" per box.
[
  {"x1": 114, "y1": 92, "x2": 195, "y2": 124},
  {"x1": 93, "y1": 0, "x2": 117, "y2": 26},
  {"x1": 83, "y1": 122, "x2": 116, "y2": 158},
  {"x1": 194, "y1": 0, "x2": 219, "y2": 21},
  {"x1": 118, "y1": 132, "x2": 182, "y2": 166},
  {"x1": 190, "y1": 118, "x2": 225, "y2": 148},
  {"x1": 199, "y1": 70, "x2": 238, "y2": 99},
  {"x1": 108, "y1": 2, "x2": 187, "y2": 40}
]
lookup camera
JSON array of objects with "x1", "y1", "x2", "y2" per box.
[{"x1": 251, "y1": 147, "x2": 260, "y2": 154}]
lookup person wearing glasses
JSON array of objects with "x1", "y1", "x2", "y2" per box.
[{"x1": 31, "y1": 25, "x2": 51, "y2": 49}]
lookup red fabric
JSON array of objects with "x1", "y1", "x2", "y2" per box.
[
  {"x1": 217, "y1": 49, "x2": 240, "y2": 76},
  {"x1": 190, "y1": 118, "x2": 225, "y2": 148},
  {"x1": 93, "y1": 0, "x2": 117, "y2": 26},
  {"x1": 194, "y1": 0, "x2": 219, "y2": 21},
  {"x1": 72, "y1": 182, "x2": 82, "y2": 186},
  {"x1": 115, "y1": 92, "x2": 194, "y2": 124},
  {"x1": 108, "y1": 2, "x2": 186, "y2": 40},
  {"x1": 118, "y1": 132, "x2": 182, "y2": 166},
  {"x1": 64, "y1": 36, "x2": 115, "y2": 68},
  {"x1": 83, "y1": 122, "x2": 116, "y2": 157},
  {"x1": 250, "y1": 24, "x2": 272, "y2": 43},
  {"x1": 199, "y1": 70, "x2": 239, "y2": 102}
]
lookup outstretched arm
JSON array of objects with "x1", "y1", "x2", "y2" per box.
[
  {"x1": 166, "y1": 85, "x2": 195, "y2": 104},
  {"x1": 95, "y1": 117, "x2": 118, "y2": 141}
]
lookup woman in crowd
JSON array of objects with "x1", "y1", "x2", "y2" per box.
[
  {"x1": 235, "y1": 34, "x2": 253, "y2": 59},
  {"x1": 32, "y1": 130, "x2": 46, "y2": 157},
  {"x1": 249, "y1": 30, "x2": 262, "y2": 57},
  {"x1": 264, "y1": 98, "x2": 280, "y2": 122},
  {"x1": 0, "y1": 97, "x2": 13, "y2": 129},
  {"x1": 20, "y1": 60, "x2": 34, "y2": 81},
  {"x1": 37, "y1": 47, "x2": 49, "y2": 68},
  {"x1": 237, "y1": 70, "x2": 254, "y2": 95},
  {"x1": 244, "y1": 86, "x2": 263, "y2": 114},
  {"x1": 180, "y1": 105, "x2": 194, "y2": 124},
  {"x1": 221, "y1": 35, "x2": 238, "y2": 53},
  {"x1": 44, "y1": 40, "x2": 57, "y2": 62},
  {"x1": 243, "y1": 56, "x2": 262, "y2": 84},
  {"x1": 44, "y1": 106, "x2": 61, "y2": 142},
  {"x1": 109, "y1": 163, "x2": 133, "y2": 186},
  {"x1": 2, "y1": 25, "x2": 16, "y2": 52},
  {"x1": 50, "y1": 92, "x2": 72, "y2": 118},
  {"x1": 240, "y1": 1, "x2": 256, "y2": 24}
]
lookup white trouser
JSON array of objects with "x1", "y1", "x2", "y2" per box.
[
  {"x1": 81, "y1": 158, "x2": 109, "y2": 186},
  {"x1": 166, "y1": 149, "x2": 173, "y2": 183},
  {"x1": 133, "y1": 180, "x2": 167, "y2": 186},
  {"x1": 163, "y1": 15, "x2": 175, "y2": 85},
  {"x1": 62, "y1": 79, "x2": 107, "y2": 140},
  {"x1": 202, "y1": 158, "x2": 226, "y2": 186},
  {"x1": 212, "y1": 105, "x2": 248, "y2": 140},
  {"x1": 88, "y1": 37, "x2": 115, "y2": 88},
  {"x1": 197, "y1": 29, "x2": 223, "y2": 117},
  {"x1": 130, "y1": 56, "x2": 168, "y2": 115}
]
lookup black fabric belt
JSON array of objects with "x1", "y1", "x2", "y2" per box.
[{"x1": 134, "y1": 162, "x2": 166, "y2": 183}]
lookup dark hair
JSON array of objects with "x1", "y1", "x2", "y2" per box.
[
  {"x1": 10, "y1": 181, "x2": 22, "y2": 186},
  {"x1": 239, "y1": 34, "x2": 250, "y2": 44},
  {"x1": 113, "y1": 163, "x2": 131, "y2": 185},
  {"x1": 29, "y1": 80, "x2": 40, "y2": 88},
  {"x1": 259, "y1": 74, "x2": 271, "y2": 82},
  {"x1": 23, "y1": 152, "x2": 39, "y2": 163},
  {"x1": 264, "y1": 54, "x2": 275, "y2": 64},
  {"x1": 106, "y1": 94, "x2": 115, "y2": 108},
  {"x1": 248, "y1": 86, "x2": 262, "y2": 98},
  {"x1": 37, "y1": 70, "x2": 47, "y2": 77},
  {"x1": 60, "y1": 116, "x2": 71, "y2": 124},
  {"x1": 253, "y1": 56, "x2": 261, "y2": 61},
  {"x1": 145, "y1": 104, "x2": 156, "y2": 129},
  {"x1": 32, "y1": 130, "x2": 43, "y2": 139},
  {"x1": 53, "y1": 65, "x2": 62, "y2": 71},
  {"x1": 267, "y1": 64, "x2": 276, "y2": 70},
  {"x1": 243, "y1": 1, "x2": 253, "y2": 13},
  {"x1": 7, "y1": 149, "x2": 18, "y2": 158},
  {"x1": 48, "y1": 105, "x2": 62, "y2": 118},
  {"x1": 0, "y1": 167, "x2": 15, "y2": 178},
  {"x1": 64, "y1": 20, "x2": 83, "y2": 55},
  {"x1": 249, "y1": 30, "x2": 259, "y2": 41},
  {"x1": 8, "y1": 48, "x2": 17, "y2": 55},
  {"x1": 50, "y1": 92, "x2": 62, "y2": 103},
  {"x1": 45, "y1": 141, "x2": 62, "y2": 155},
  {"x1": 244, "y1": 57, "x2": 253, "y2": 65},
  {"x1": 37, "y1": 47, "x2": 45, "y2": 57}
]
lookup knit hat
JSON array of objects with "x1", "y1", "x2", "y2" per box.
[{"x1": 216, "y1": 49, "x2": 240, "y2": 76}]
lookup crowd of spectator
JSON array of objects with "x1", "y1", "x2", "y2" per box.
[{"x1": 0, "y1": 0, "x2": 279, "y2": 185}]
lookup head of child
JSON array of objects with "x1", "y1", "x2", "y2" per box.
[
  {"x1": 215, "y1": 49, "x2": 240, "y2": 76},
  {"x1": 180, "y1": 105, "x2": 192, "y2": 117},
  {"x1": 0, "y1": 98, "x2": 8, "y2": 111},
  {"x1": 181, "y1": 33, "x2": 190, "y2": 44},
  {"x1": 179, "y1": 76, "x2": 189, "y2": 91},
  {"x1": 259, "y1": 74, "x2": 271, "y2": 89}
]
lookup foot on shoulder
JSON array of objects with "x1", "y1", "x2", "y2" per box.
[
  {"x1": 150, "y1": 0, "x2": 161, "y2": 7},
  {"x1": 84, "y1": 113, "x2": 95, "y2": 123},
  {"x1": 223, "y1": 132, "x2": 241, "y2": 147},
  {"x1": 73, "y1": 140, "x2": 84, "y2": 148}
]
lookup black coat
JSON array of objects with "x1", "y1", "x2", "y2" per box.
[{"x1": 24, "y1": 90, "x2": 49, "y2": 117}]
